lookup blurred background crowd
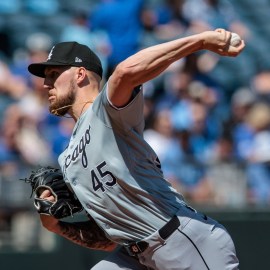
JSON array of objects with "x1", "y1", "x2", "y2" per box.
[{"x1": 0, "y1": 0, "x2": 270, "y2": 252}]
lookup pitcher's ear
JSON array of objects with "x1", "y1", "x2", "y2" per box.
[{"x1": 76, "y1": 67, "x2": 87, "y2": 83}]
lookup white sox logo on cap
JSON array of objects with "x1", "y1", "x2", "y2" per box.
[{"x1": 47, "y1": 46, "x2": 55, "y2": 60}]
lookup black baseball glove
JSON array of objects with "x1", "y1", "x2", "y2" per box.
[{"x1": 23, "y1": 166, "x2": 83, "y2": 219}]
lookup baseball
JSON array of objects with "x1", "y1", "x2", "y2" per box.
[{"x1": 230, "y1": 32, "x2": 242, "y2": 47}]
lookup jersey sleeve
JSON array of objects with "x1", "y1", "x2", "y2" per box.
[{"x1": 92, "y1": 82, "x2": 145, "y2": 135}]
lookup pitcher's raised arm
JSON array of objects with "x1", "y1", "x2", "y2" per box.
[{"x1": 108, "y1": 28, "x2": 245, "y2": 107}]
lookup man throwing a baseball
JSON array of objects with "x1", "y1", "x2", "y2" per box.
[{"x1": 28, "y1": 29, "x2": 245, "y2": 269}]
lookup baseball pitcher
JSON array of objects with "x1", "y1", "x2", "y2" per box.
[{"x1": 26, "y1": 29, "x2": 244, "y2": 269}]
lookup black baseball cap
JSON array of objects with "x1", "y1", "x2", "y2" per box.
[{"x1": 28, "y1": 41, "x2": 103, "y2": 78}]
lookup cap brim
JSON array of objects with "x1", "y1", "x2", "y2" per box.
[{"x1": 28, "y1": 62, "x2": 68, "y2": 78}]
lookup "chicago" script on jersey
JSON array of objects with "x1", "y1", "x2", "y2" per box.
[{"x1": 65, "y1": 125, "x2": 91, "y2": 169}]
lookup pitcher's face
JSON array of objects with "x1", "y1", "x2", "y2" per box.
[{"x1": 44, "y1": 66, "x2": 77, "y2": 116}]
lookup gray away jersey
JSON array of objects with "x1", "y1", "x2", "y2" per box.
[{"x1": 58, "y1": 83, "x2": 186, "y2": 245}]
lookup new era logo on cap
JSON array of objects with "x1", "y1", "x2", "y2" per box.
[
  {"x1": 28, "y1": 41, "x2": 103, "y2": 78},
  {"x1": 75, "y1": 57, "x2": 82, "y2": 63}
]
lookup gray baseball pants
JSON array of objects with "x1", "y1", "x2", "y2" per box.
[{"x1": 91, "y1": 206, "x2": 239, "y2": 270}]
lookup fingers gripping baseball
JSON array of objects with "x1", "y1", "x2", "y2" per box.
[
  {"x1": 23, "y1": 166, "x2": 83, "y2": 219},
  {"x1": 202, "y1": 28, "x2": 245, "y2": 57}
]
